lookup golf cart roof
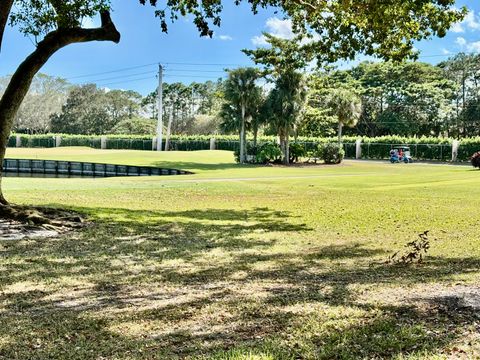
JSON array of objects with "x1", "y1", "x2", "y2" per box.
[{"x1": 393, "y1": 146, "x2": 410, "y2": 150}]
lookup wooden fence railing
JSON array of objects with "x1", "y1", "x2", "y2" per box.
[{"x1": 2, "y1": 159, "x2": 192, "y2": 177}]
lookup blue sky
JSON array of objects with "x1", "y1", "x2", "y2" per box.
[{"x1": 1, "y1": 0, "x2": 479, "y2": 95}]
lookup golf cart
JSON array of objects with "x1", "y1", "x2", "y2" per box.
[{"x1": 390, "y1": 146, "x2": 413, "y2": 163}]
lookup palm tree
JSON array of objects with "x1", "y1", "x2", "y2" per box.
[
  {"x1": 268, "y1": 70, "x2": 306, "y2": 164},
  {"x1": 326, "y1": 89, "x2": 362, "y2": 144},
  {"x1": 223, "y1": 68, "x2": 260, "y2": 163}
]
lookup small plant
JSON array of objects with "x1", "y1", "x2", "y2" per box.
[
  {"x1": 387, "y1": 230, "x2": 431, "y2": 265},
  {"x1": 471, "y1": 151, "x2": 480, "y2": 169},
  {"x1": 318, "y1": 143, "x2": 345, "y2": 164}
]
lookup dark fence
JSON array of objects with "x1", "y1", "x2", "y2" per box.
[{"x1": 2, "y1": 158, "x2": 192, "y2": 178}]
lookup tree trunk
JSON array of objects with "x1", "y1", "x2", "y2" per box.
[
  {"x1": 165, "y1": 105, "x2": 173, "y2": 151},
  {"x1": 239, "y1": 104, "x2": 246, "y2": 163},
  {"x1": 0, "y1": 11, "x2": 120, "y2": 206},
  {"x1": 338, "y1": 122, "x2": 343, "y2": 145},
  {"x1": 284, "y1": 128, "x2": 290, "y2": 165}
]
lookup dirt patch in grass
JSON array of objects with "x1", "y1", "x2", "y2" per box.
[
  {"x1": 0, "y1": 219, "x2": 60, "y2": 240},
  {"x1": 0, "y1": 207, "x2": 87, "y2": 241}
]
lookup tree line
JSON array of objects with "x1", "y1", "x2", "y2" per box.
[
  {"x1": 3, "y1": 52, "x2": 480, "y2": 149},
  {"x1": 0, "y1": 75, "x2": 224, "y2": 135}
]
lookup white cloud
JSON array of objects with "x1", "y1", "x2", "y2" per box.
[
  {"x1": 251, "y1": 35, "x2": 269, "y2": 46},
  {"x1": 450, "y1": 10, "x2": 480, "y2": 34},
  {"x1": 467, "y1": 41, "x2": 480, "y2": 53},
  {"x1": 251, "y1": 17, "x2": 293, "y2": 46},
  {"x1": 441, "y1": 48, "x2": 451, "y2": 55},
  {"x1": 218, "y1": 35, "x2": 233, "y2": 41},
  {"x1": 465, "y1": 10, "x2": 480, "y2": 30},
  {"x1": 456, "y1": 37, "x2": 467, "y2": 46},
  {"x1": 455, "y1": 36, "x2": 480, "y2": 53},
  {"x1": 265, "y1": 18, "x2": 294, "y2": 39},
  {"x1": 450, "y1": 22, "x2": 464, "y2": 33}
]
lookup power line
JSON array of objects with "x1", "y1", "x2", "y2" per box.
[
  {"x1": 68, "y1": 60, "x2": 242, "y2": 81},
  {"x1": 74, "y1": 71, "x2": 225, "y2": 88},
  {"x1": 163, "y1": 73, "x2": 226, "y2": 79},
  {"x1": 166, "y1": 68, "x2": 227, "y2": 73},
  {"x1": 69, "y1": 62, "x2": 158, "y2": 80},
  {"x1": 163, "y1": 61, "x2": 242, "y2": 66},
  {"x1": 98, "y1": 76, "x2": 155, "y2": 87},
  {"x1": 81, "y1": 70, "x2": 157, "y2": 83}
]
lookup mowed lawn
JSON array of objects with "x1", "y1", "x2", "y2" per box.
[{"x1": 1, "y1": 148, "x2": 480, "y2": 359}]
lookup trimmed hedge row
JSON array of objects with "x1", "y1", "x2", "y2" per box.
[{"x1": 7, "y1": 134, "x2": 480, "y2": 162}]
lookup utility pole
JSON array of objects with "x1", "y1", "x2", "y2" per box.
[{"x1": 156, "y1": 64, "x2": 163, "y2": 151}]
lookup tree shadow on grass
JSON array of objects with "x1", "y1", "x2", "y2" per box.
[{"x1": 0, "y1": 206, "x2": 479, "y2": 359}]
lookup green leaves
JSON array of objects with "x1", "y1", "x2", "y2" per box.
[
  {"x1": 326, "y1": 88, "x2": 362, "y2": 128},
  {"x1": 222, "y1": 67, "x2": 262, "y2": 123},
  {"x1": 7, "y1": 0, "x2": 468, "y2": 64},
  {"x1": 10, "y1": 0, "x2": 110, "y2": 37}
]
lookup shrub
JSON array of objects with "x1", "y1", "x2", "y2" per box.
[
  {"x1": 319, "y1": 143, "x2": 345, "y2": 164},
  {"x1": 472, "y1": 151, "x2": 480, "y2": 168},
  {"x1": 256, "y1": 143, "x2": 282, "y2": 164},
  {"x1": 289, "y1": 142, "x2": 306, "y2": 163}
]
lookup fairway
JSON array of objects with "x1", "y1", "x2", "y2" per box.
[{"x1": 1, "y1": 148, "x2": 479, "y2": 359}]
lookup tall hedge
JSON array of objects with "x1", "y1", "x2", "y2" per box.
[{"x1": 7, "y1": 134, "x2": 480, "y2": 162}]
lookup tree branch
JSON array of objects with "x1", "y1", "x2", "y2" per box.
[
  {"x1": 0, "y1": 11, "x2": 121, "y2": 187},
  {"x1": 0, "y1": 0, "x2": 14, "y2": 53}
]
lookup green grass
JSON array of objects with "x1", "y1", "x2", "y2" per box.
[{"x1": 1, "y1": 147, "x2": 479, "y2": 359}]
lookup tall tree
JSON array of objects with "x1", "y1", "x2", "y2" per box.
[
  {"x1": 0, "y1": 74, "x2": 70, "y2": 133},
  {"x1": 244, "y1": 36, "x2": 309, "y2": 164},
  {"x1": 326, "y1": 89, "x2": 362, "y2": 144},
  {"x1": 223, "y1": 68, "x2": 261, "y2": 163},
  {"x1": 267, "y1": 70, "x2": 306, "y2": 163},
  {"x1": 354, "y1": 62, "x2": 456, "y2": 137},
  {"x1": 104, "y1": 90, "x2": 142, "y2": 123},
  {"x1": 439, "y1": 53, "x2": 480, "y2": 137},
  {"x1": 50, "y1": 84, "x2": 111, "y2": 134},
  {"x1": 303, "y1": 62, "x2": 457, "y2": 138},
  {"x1": 0, "y1": 0, "x2": 466, "y2": 208},
  {"x1": 50, "y1": 85, "x2": 142, "y2": 134},
  {"x1": 301, "y1": 70, "x2": 359, "y2": 137}
]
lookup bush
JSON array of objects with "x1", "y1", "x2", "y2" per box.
[
  {"x1": 472, "y1": 151, "x2": 480, "y2": 168},
  {"x1": 318, "y1": 143, "x2": 345, "y2": 164},
  {"x1": 289, "y1": 142, "x2": 306, "y2": 163},
  {"x1": 256, "y1": 143, "x2": 282, "y2": 164}
]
